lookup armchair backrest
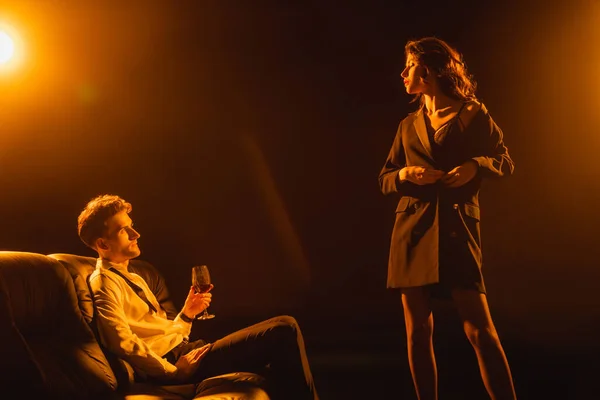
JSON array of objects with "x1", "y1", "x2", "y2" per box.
[
  {"x1": 0, "y1": 251, "x2": 117, "y2": 399},
  {"x1": 49, "y1": 254, "x2": 179, "y2": 321},
  {"x1": 0, "y1": 258, "x2": 46, "y2": 395}
]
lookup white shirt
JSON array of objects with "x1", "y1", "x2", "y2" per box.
[{"x1": 89, "y1": 259, "x2": 192, "y2": 378}]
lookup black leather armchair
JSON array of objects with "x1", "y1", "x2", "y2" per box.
[{"x1": 0, "y1": 251, "x2": 269, "y2": 399}]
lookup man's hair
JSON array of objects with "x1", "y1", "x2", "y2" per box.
[{"x1": 77, "y1": 194, "x2": 132, "y2": 249}]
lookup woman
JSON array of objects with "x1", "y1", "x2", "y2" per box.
[{"x1": 378, "y1": 37, "x2": 517, "y2": 400}]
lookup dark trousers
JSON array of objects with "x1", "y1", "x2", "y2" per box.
[{"x1": 166, "y1": 315, "x2": 318, "y2": 400}]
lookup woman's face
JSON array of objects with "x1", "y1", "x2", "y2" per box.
[{"x1": 401, "y1": 54, "x2": 429, "y2": 95}]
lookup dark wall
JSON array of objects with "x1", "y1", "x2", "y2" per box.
[{"x1": 0, "y1": 0, "x2": 598, "y2": 345}]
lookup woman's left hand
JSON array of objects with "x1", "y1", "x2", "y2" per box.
[{"x1": 441, "y1": 160, "x2": 478, "y2": 188}]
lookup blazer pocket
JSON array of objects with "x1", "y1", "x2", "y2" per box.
[
  {"x1": 395, "y1": 197, "x2": 411, "y2": 213},
  {"x1": 464, "y1": 203, "x2": 480, "y2": 221}
]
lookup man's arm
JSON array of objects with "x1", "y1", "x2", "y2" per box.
[{"x1": 89, "y1": 273, "x2": 188, "y2": 378}]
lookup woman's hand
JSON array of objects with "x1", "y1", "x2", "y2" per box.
[
  {"x1": 399, "y1": 166, "x2": 445, "y2": 185},
  {"x1": 440, "y1": 160, "x2": 478, "y2": 188}
]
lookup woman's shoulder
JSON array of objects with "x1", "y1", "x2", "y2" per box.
[
  {"x1": 395, "y1": 109, "x2": 422, "y2": 133},
  {"x1": 458, "y1": 100, "x2": 487, "y2": 130},
  {"x1": 403, "y1": 107, "x2": 423, "y2": 122},
  {"x1": 463, "y1": 100, "x2": 483, "y2": 117}
]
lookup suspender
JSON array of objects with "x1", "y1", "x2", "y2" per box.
[{"x1": 109, "y1": 267, "x2": 158, "y2": 313}]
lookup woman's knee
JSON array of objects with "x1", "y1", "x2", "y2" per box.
[
  {"x1": 406, "y1": 319, "x2": 433, "y2": 346},
  {"x1": 463, "y1": 323, "x2": 500, "y2": 349}
]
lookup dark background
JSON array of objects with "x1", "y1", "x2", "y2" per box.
[{"x1": 1, "y1": 1, "x2": 599, "y2": 398}]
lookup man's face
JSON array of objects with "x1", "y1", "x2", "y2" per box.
[{"x1": 98, "y1": 210, "x2": 141, "y2": 263}]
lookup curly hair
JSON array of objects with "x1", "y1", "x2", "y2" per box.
[
  {"x1": 405, "y1": 37, "x2": 477, "y2": 106},
  {"x1": 77, "y1": 194, "x2": 132, "y2": 249}
]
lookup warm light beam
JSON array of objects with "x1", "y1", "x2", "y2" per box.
[{"x1": 0, "y1": 31, "x2": 15, "y2": 64}]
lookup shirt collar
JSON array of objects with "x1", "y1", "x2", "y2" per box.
[{"x1": 96, "y1": 258, "x2": 130, "y2": 273}]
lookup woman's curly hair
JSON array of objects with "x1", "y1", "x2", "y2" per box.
[{"x1": 405, "y1": 37, "x2": 477, "y2": 106}]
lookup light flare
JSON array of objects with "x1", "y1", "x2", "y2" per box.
[{"x1": 0, "y1": 31, "x2": 14, "y2": 63}]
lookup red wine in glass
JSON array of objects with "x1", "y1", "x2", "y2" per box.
[{"x1": 191, "y1": 265, "x2": 215, "y2": 320}]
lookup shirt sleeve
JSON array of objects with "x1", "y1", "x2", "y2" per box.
[{"x1": 90, "y1": 273, "x2": 184, "y2": 378}]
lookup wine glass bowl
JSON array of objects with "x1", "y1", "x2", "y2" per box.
[
  {"x1": 192, "y1": 265, "x2": 212, "y2": 293},
  {"x1": 191, "y1": 265, "x2": 215, "y2": 320}
]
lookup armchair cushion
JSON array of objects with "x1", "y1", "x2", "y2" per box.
[{"x1": 193, "y1": 372, "x2": 269, "y2": 400}]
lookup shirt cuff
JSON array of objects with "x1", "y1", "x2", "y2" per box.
[
  {"x1": 179, "y1": 313, "x2": 194, "y2": 323},
  {"x1": 175, "y1": 313, "x2": 194, "y2": 329}
]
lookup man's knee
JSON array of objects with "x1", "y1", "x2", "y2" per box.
[
  {"x1": 265, "y1": 315, "x2": 301, "y2": 341},
  {"x1": 277, "y1": 315, "x2": 299, "y2": 328},
  {"x1": 264, "y1": 315, "x2": 298, "y2": 328}
]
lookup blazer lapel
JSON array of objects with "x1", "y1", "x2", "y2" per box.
[{"x1": 413, "y1": 108, "x2": 434, "y2": 160}]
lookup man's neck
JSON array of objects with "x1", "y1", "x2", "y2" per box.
[{"x1": 99, "y1": 257, "x2": 129, "y2": 270}]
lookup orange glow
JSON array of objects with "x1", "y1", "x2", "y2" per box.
[{"x1": 0, "y1": 2, "x2": 172, "y2": 128}]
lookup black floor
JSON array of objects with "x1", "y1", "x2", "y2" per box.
[
  {"x1": 302, "y1": 316, "x2": 599, "y2": 399},
  {"x1": 196, "y1": 308, "x2": 599, "y2": 399}
]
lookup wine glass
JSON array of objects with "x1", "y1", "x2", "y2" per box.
[{"x1": 191, "y1": 265, "x2": 215, "y2": 320}]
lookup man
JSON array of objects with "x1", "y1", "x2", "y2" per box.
[{"x1": 78, "y1": 194, "x2": 318, "y2": 400}]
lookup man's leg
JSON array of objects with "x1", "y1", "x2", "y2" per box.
[{"x1": 196, "y1": 315, "x2": 318, "y2": 400}]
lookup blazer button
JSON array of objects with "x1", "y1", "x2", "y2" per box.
[{"x1": 450, "y1": 231, "x2": 458, "y2": 238}]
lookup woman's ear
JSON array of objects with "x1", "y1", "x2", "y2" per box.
[{"x1": 421, "y1": 67, "x2": 429, "y2": 83}]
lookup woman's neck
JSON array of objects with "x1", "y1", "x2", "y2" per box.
[{"x1": 422, "y1": 93, "x2": 461, "y2": 116}]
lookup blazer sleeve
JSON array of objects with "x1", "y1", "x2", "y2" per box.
[
  {"x1": 471, "y1": 113, "x2": 515, "y2": 179},
  {"x1": 378, "y1": 119, "x2": 407, "y2": 195}
]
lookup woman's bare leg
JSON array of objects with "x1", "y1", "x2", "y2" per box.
[
  {"x1": 402, "y1": 287, "x2": 437, "y2": 400},
  {"x1": 452, "y1": 289, "x2": 516, "y2": 400}
]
